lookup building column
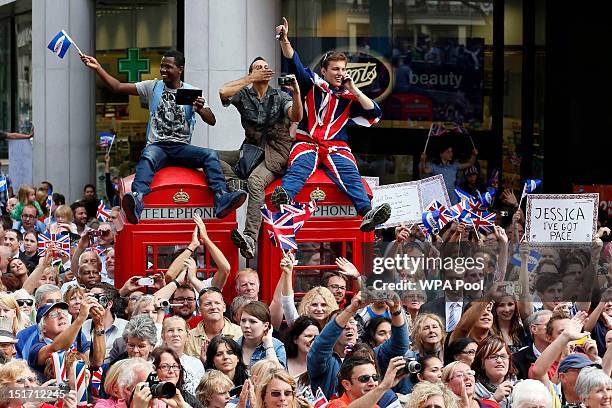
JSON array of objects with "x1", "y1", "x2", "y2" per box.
[{"x1": 32, "y1": 0, "x2": 95, "y2": 202}]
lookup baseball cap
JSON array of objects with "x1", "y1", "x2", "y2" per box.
[
  {"x1": 36, "y1": 301, "x2": 69, "y2": 324},
  {"x1": 464, "y1": 166, "x2": 479, "y2": 176},
  {"x1": 558, "y1": 353, "x2": 601, "y2": 373}
]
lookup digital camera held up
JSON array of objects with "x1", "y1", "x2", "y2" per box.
[
  {"x1": 398, "y1": 357, "x2": 421, "y2": 376},
  {"x1": 90, "y1": 293, "x2": 109, "y2": 309},
  {"x1": 278, "y1": 75, "x2": 295, "y2": 87},
  {"x1": 146, "y1": 372, "x2": 176, "y2": 399}
]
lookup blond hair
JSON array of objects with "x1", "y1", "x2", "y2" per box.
[
  {"x1": 104, "y1": 360, "x2": 131, "y2": 398},
  {"x1": 297, "y1": 286, "x2": 338, "y2": 321},
  {"x1": 162, "y1": 315, "x2": 188, "y2": 334},
  {"x1": 251, "y1": 359, "x2": 283, "y2": 388},
  {"x1": 255, "y1": 368, "x2": 299, "y2": 408},
  {"x1": 196, "y1": 369, "x2": 233, "y2": 406},
  {"x1": 407, "y1": 381, "x2": 459, "y2": 408},
  {"x1": 0, "y1": 359, "x2": 37, "y2": 385},
  {"x1": 441, "y1": 361, "x2": 465, "y2": 383},
  {"x1": 0, "y1": 293, "x2": 28, "y2": 333},
  {"x1": 411, "y1": 313, "x2": 446, "y2": 355},
  {"x1": 54, "y1": 204, "x2": 74, "y2": 223}
]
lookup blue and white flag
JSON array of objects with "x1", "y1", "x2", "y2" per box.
[
  {"x1": 521, "y1": 179, "x2": 542, "y2": 199},
  {"x1": 47, "y1": 30, "x2": 76, "y2": 59},
  {"x1": 0, "y1": 175, "x2": 7, "y2": 193},
  {"x1": 511, "y1": 249, "x2": 541, "y2": 273},
  {"x1": 99, "y1": 132, "x2": 115, "y2": 148}
]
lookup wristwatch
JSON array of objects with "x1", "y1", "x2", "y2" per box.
[
  {"x1": 94, "y1": 328, "x2": 105, "y2": 336},
  {"x1": 391, "y1": 309, "x2": 402, "y2": 317}
]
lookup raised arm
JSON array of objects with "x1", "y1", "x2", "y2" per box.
[
  {"x1": 457, "y1": 148, "x2": 478, "y2": 170},
  {"x1": 80, "y1": 54, "x2": 138, "y2": 95},
  {"x1": 284, "y1": 75, "x2": 303, "y2": 123},
  {"x1": 419, "y1": 152, "x2": 432, "y2": 175},
  {"x1": 194, "y1": 215, "x2": 230, "y2": 289},
  {"x1": 517, "y1": 244, "x2": 534, "y2": 319},
  {"x1": 165, "y1": 227, "x2": 200, "y2": 282},
  {"x1": 279, "y1": 252, "x2": 300, "y2": 327},
  {"x1": 22, "y1": 252, "x2": 53, "y2": 294},
  {"x1": 219, "y1": 69, "x2": 273, "y2": 103},
  {"x1": 193, "y1": 96, "x2": 216, "y2": 126}
]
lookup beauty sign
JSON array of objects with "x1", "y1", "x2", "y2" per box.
[{"x1": 526, "y1": 193, "x2": 599, "y2": 243}]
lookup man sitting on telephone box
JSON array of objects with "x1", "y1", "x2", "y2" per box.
[
  {"x1": 272, "y1": 18, "x2": 391, "y2": 231},
  {"x1": 81, "y1": 50, "x2": 246, "y2": 224}
]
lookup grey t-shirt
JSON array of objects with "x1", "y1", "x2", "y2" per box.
[{"x1": 136, "y1": 80, "x2": 194, "y2": 145}]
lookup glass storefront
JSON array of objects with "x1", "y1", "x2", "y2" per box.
[
  {"x1": 0, "y1": 17, "x2": 12, "y2": 159},
  {"x1": 15, "y1": 13, "x2": 32, "y2": 134},
  {"x1": 282, "y1": 0, "x2": 494, "y2": 184},
  {"x1": 94, "y1": 0, "x2": 177, "y2": 194}
]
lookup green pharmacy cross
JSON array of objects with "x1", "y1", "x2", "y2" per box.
[{"x1": 118, "y1": 48, "x2": 150, "y2": 83}]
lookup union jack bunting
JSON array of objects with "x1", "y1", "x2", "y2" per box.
[
  {"x1": 469, "y1": 210, "x2": 497, "y2": 234},
  {"x1": 261, "y1": 206, "x2": 298, "y2": 250},
  {"x1": 280, "y1": 200, "x2": 318, "y2": 233},
  {"x1": 38, "y1": 232, "x2": 71, "y2": 256},
  {"x1": 96, "y1": 200, "x2": 111, "y2": 222}
]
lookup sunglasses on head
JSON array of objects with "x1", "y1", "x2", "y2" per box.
[
  {"x1": 16, "y1": 299, "x2": 34, "y2": 307},
  {"x1": 355, "y1": 374, "x2": 380, "y2": 383},
  {"x1": 199, "y1": 286, "x2": 222, "y2": 297}
]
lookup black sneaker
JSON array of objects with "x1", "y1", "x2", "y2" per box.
[
  {"x1": 231, "y1": 230, "x2": 256, "y2": 259},
  {"x1": 271, "y1": 186, "x2": 290, "y2": 210},
  {"x1": 121, "y1": 192, "x2": 144, "y2": 224},
  {"x1": 360, "y1": 203, "x2": 392, "y2": 232}
]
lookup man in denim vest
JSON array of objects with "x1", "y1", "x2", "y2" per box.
[{"x1": 81, "y1": 50, "x2": 246, "y2": 224}]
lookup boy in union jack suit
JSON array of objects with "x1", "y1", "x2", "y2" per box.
[{"x1": 272, "y1": 18, "x2": 391, "y2": 231}]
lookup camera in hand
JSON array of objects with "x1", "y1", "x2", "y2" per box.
[
  {"x1": 398, "y1": 357, "x2": 421, "y2": 375},
  {"x1": 146, "y1": 372, "x2": 176, "y2": 399},
  {"x1": 90, "y1": 293, "x2": 109, "y2": 309},
  {"x1": 89, "y1": 229, "x2": 104, "y2": 237},
  {"x1": 278, "y1": 75, "x2": 295, "y2": 86}
]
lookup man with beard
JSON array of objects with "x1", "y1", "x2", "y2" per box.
[
  {"x1": 219, "y1": 57, "x2": 303, "y2": 259},
  {"x1": 170, "y1": 284, "x2": 198, "y2": 322}
]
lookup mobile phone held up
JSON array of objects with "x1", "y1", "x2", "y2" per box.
[
  {"x1": 138, "y1": 277, "x2": 155, "y2": 287},
  {"x1": 229, "y1": 385, "x2": 243, "y2": 398},
  {"x1": 176, "y1": 88, "x2": 203, "y2": 105}
]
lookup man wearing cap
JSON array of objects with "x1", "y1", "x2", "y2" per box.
[
  {"x1": 529, "y1": 314, "x2": 600, "y2": 406},
  {"x1": 28, "y1": 297, "x2": 106, "y2": 372},
  {"x1": 0, "y1": 319, "x2": 17, "y2": 361}
]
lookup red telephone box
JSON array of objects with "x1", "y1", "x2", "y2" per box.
[
  {"x1": 258, "y1": 169, "x2": 375, "y2": 303},
  {"x1": 114, "y1": 167, "x2": 239, "y2": 302}
]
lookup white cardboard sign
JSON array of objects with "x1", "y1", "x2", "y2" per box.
[
  {"x1": 526, "y1": 193, "x2": 599, "y2": 243},
  {"x1": 371, "y1": 175, "x2": 450, "y2": 229}
]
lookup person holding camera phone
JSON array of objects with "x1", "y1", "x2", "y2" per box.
[
  {"x1": 82, "y1": 283, "x2": 128, "y2": 356},
  {"x1": 81, "y1": 51, "x2": 247, "y2": 225},
  {"x1": 218, "y1": 56, "x2": 303, "y2": 259},
  {"x1": 272, "y1": 18, "x2": 391, "y2": 233}
]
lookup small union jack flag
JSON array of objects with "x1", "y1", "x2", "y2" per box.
[
  {"x1": 476, "y1": 188, "x2": 496, "y2": 210},
  {"x1": 422, "y1": 210, "x2": 440, "y2": 235},
  {"x1": 469, "y1": 210, "x2": 497, "y2": 234},
  {"x1": 88, "y1": 245, "x2": 108, "y2": 256},
  {"x1": 426, "y1": 200, "x2": 456, "y2": 229},
  {"x1": 429, "y1": 122, "x2": 449, "y2": 137},
  {"x1": 261, "y1": 205, "x2": 298, "y2": 251},
  {"x1": 96, "y1": 200, "x2": 111, "y2": 222},
  {"x1": 37, "y1": 232, "x2": 71, "y2": 257},
  {"x1": 46, "y1": 187, "x2": 54, "y2": 211},
  {"x1": 452, "y1": 122, "x2": 468, "y2": 134},
  {"x1": 75, "y1": 360, "x2": 88, "y2": 407},
  {"x1": 280, "y1": 200, "x2": 318, "y2": 233}
]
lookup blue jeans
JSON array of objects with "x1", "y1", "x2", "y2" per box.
[{"x1": 132, "y1": 142, "x2": 227, "y2": 195}]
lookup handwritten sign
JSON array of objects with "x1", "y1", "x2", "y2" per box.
[
  {"x1": 526, "y1": 194, "x2": 599, "y2": 243},
  {"x1": 362, "y1": 176, "x2": 380, "y2": 190},
  {"x1": 371, "y1": 181, "x2": 421, "y2": 228}
]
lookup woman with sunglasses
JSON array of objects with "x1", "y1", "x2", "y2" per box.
[
  {"x1": 151, "y1": 346, "x2": 201, "y2": 408},
  {"x1": 0, "y1": 294, "x2": 28, "y2": 334},
  {"x1": 254, "y1": 368, "x2": 301, "y2": 408},
  {"x1": 205, "y1": 336, "x2": 249, "y2": 388},
  {"x1": 472, "y1": 336, "x2": 515, "y2": 408},
  {"x1": 12, "y1": 291, "x2": 35, "y2": 325}
]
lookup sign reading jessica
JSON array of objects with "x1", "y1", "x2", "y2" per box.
[
  {"x1": 526, "y1": 194, "x2": 599, "y2": 243},
  {"x1": 370, "y1": 175, "x2": 450, "y2": 229},
  {"x1": 141, "y1": 207, "x2": 215, "y2": 221}
]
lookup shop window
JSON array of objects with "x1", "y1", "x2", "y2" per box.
[
  {"x1": 282, "y1": 0, "x2": 494, "y2": 130},
  {"x1": 94, "y1": 0, "x2": 177, "y2": 197}
]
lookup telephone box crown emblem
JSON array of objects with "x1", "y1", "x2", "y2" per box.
[{"x1": 173, "y1": 189, "x2": 190, "y2": 203}]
